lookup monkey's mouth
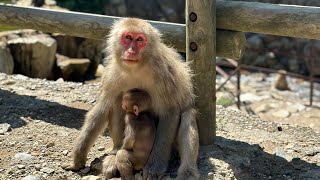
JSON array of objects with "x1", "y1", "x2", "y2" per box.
[{"x1": 123, "y1": 59, "x2": 139, "y2": 64}]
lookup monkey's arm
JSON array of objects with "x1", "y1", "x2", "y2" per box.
[
  {"x1": 121, "y1": 136, "x2": 135, "y2": 150},
  {"x1": 143, "y1": 109, "x2": 180, "y2": 179},
  {"x1": 64, "y1": 92, "x2": 111, "y2": 171}
]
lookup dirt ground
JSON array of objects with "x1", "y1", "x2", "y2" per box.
[{"x1": 0, "y1": 73, "x2": 319, "y2": 180}]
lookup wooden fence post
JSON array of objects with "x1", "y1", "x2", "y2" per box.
[{"x1": 186, "y1": 0, "x2": 216, "y2": 145}]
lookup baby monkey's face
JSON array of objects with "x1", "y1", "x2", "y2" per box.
[{"x1": 122, "y1": 98, "x2": 140, "y2": 116}]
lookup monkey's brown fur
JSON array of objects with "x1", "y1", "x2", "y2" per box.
[
  {"x1": 64, "y1": 18, "x2": 199, "y2": 180},
  {"x1": 116, "y1": 88, "x2": 156, "y2": 179}
]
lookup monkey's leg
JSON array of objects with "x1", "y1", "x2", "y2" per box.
[
  {"x1": 102, "y1": 96, "x2": 125, "y2": 177},
  {"x1": 63, "y1": 94, "x2": 111, "y2": 171},
  {"x1": 108, "y1": 96, "x2": 125, "y2": 153},
  {"x1": 143, "y1": 109, "x2": 180, "y2": 180},
  {"x1": 176, "y1": 107, "x2": 200, "y2": 180},
  {"x1": 115, "y1": 149, "x2": 135, "y2": 180}
]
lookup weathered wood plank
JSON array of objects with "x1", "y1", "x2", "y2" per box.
[
  {"x1": 217, "y1": 0, "x2": 320, "y2": 39},
  {"x1": 186, "y1": 0, "x2": 216, "y2": 145},
  {"x1": 0, "y1": 3, "x2": 245, "y2": 59}
]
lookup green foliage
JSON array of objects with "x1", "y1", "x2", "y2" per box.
[
  {"x1": 216, "y1": 96, "x2": 233, "y2": 107},
  {"x1": 56, "y1": 0, "x2": 108, "y2": 14},
  {"x1": 0, "y1": 25, "x2": 17, "y2": 32},
  {"x1": 0, "y1": 0, "x2": 12, "y2": 4}
]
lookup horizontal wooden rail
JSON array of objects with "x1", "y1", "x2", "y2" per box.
[
  {"x1": 0, "y1": 3, "x2": 245, "y2": 59},
  {"x1": 217, "y1": 0, "x2": 320, "y2": 40}
]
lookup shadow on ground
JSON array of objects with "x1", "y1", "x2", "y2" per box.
[
  {"x1": 198, "y1": 136, "x2": 320, "y2": 180},
  {"x1": 1, "y1": 89, "x2": 319, "y2": 179},
  {"x1": 0, "y1": 89, "x2": 86, "y2": 129}
]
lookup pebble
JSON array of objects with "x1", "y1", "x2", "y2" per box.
[
  {"x1": 22, "y1": 175, "x2": 41, "y2": 180},
  {"x1": 287, "y1": 102, "x2": 306, "y2": 112},
  {"x1": 17, "y1": 164, "x2": 26, "y2": 169},
  {"x1": 80, "y1": 167, "x2": 90, "y2": 174},
  {"x1": 14, "y1": 153, "x2": 34, "y2": 161},
  {"x1": 82, "y1": 175, "x2": 102, "y2": 180},
  {"x1": 62, "y1": 150, "x2": 69, "y2": 156},
  {"x1": 13, "y1": 74, "x2": 29, "y2": 80},
  {"x1": 40, "y1": 167, "x2": 55, "y2": 174},
  {"x1": 97, "y1": 146, "x2": 105, "y2": 151},
  {"x1": 274, "y1": 147, "x2": 292, "y2": 161},
  {"x1": 272, "y1": 110, "x2": 290, "y2": 118},
  {"x1": 305, "y1": 148, "x2": 320, "y2": 156},
  {"x1": 56, "y1": 78, "x2": 64, "y2": 83},
  {"x1": 0, "y1": 123, "x2": 11, "y2": 135},
  {"x1": 46, "y1": 141, "x2": 55, "y2": 148},
  {"x1": 34, "y1": 164, "x2": 41, "y2": 171}
]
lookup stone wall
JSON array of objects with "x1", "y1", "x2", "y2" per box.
[{"x1": 0, "y1": 30, "x2": 102, "y2": 81}]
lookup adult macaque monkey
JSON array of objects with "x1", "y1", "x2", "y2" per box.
[
  {"x1": 64, "y1": 18, "x2": 199, "y2": 179},
  {"x1": 117, "y1": 88, "x2": 156, "y2": 179}
]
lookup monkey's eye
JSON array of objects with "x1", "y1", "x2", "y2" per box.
[
  {"x1": 125, "y1": 35, "x2": 132, "y2": 40},
  {"x1": 136, "y1": 37, "x2": 144, "y2": 42}
]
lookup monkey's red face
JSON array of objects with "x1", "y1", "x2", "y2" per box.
[{"x1": 120, "y1": 32, "x2": 147, "y2": 64}]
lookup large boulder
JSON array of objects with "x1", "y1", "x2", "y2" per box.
[
  {"x1": 52, "y1": 34, "x2": 102, "y2": 76},
  {"x1": 0, "y1": 42, "x2": 14, "y2": 74},
  {"x1": 56, "y1": 54, "x2": 90, "y2": 81},
  {"x1": 8, "y1": 34, "x2": 57, "y2": 79}
]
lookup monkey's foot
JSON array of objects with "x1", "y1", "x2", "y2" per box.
[
  {"x1": 61, "y1": 162, "x2": 85, "y2": 171},
  {"x1": 175, "y1": 167, "x2": 200, "y2": 180},
  {"x1": 102, "y1": 155, "x2": 118, "y2": 179}
]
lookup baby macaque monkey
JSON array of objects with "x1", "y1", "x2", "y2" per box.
[{"x1": 116, "y1": 88, "x2": 156, "y2": 179}]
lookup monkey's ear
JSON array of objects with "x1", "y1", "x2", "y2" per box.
[
  {"x1": 133, "y1": 105, "x2": 139, "y2": 116},
  {"x1": 121, "y1": 102, "x2": 127, "y2": 111}
]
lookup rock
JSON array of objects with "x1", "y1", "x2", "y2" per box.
[
  {"x1": 80, "y1": 167, "x2": 90, "y2": 174},
  {"x1": 272, "y1": 110, "x2": 290, "y2": 118},
  {"x1": 286, "y1": 103, "x2": 306, "y2": 113},
  {"x1": 82, "y1": 175, "x2": 102, "y2": 180},
  {"x1": 46, "y1": 141, "x2": 55, "y2": 148},
  {"x1": 14, "y1": 153, "x2": 34, "y2": 161},
  {"x1": 52, "y1": 34, "x2": 78, "y2": 58},
  {"x1": 305, "y1": 147, "x2": 320, "y2": 156},
  {"x1": 8, "y1": 34, "x2": 57, "y2": 79},
  {"x1": 273, "y1": 147, "x2": 292, "y2": 161},
  {"x1": 90, "y1": 158, "x2": 102, "y2": 173},
  {"x1": 34, "y1": 164, "x2": 41, "y2": 171},
  {"x1": 0, "y1": 42, "x2": 14, "y2": 74},
  {"x1": 53, "y1": 35, "x2": 102, "y2": 76},
  {"x1": 97, "y1": 146, "x2": 105, "y2": 151},
  {"x1": 13, "y1": 74, "x2": 29, "y2": 80},
  {"x1": 272, "y1": 70, "x2": 290, "y2": 91},
  {"x1": 0, "y1": 123, "x2": 11, "y2": 134},
  {"x1": 240, "y1": 93, "x2": 265, "y2": 102},
  {"x1": 76, "y1": 38, "x2": 102, "y2": 76},
  {"x1": 17, "y1": 165, "x2": 26, "y2": 169},
  {"x1": 56, "y1": 54, "x2": 90, "y2": 81},
  {"x1": 254, "y1": 104, "x2": 271, "y2": 113},
  {"x1": 21, "y1": 175, "x2": 41, "y2": 180},
  {"x1": 55, "y1": 78, "x2": 64, "y2": 83},
  {"x1": 62, "y1": 150, "x2": 69, "y2": 156},
  {"x1": 95, "y1": 64, "x2": 105, "y2": 77},
  {"x1": 40, "y1": 167, "x2": 55, "y2": 174}
]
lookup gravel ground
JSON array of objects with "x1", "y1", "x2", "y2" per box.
[{"x1": 0, "y1": 73, "x2": 319, "y2": 180}]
